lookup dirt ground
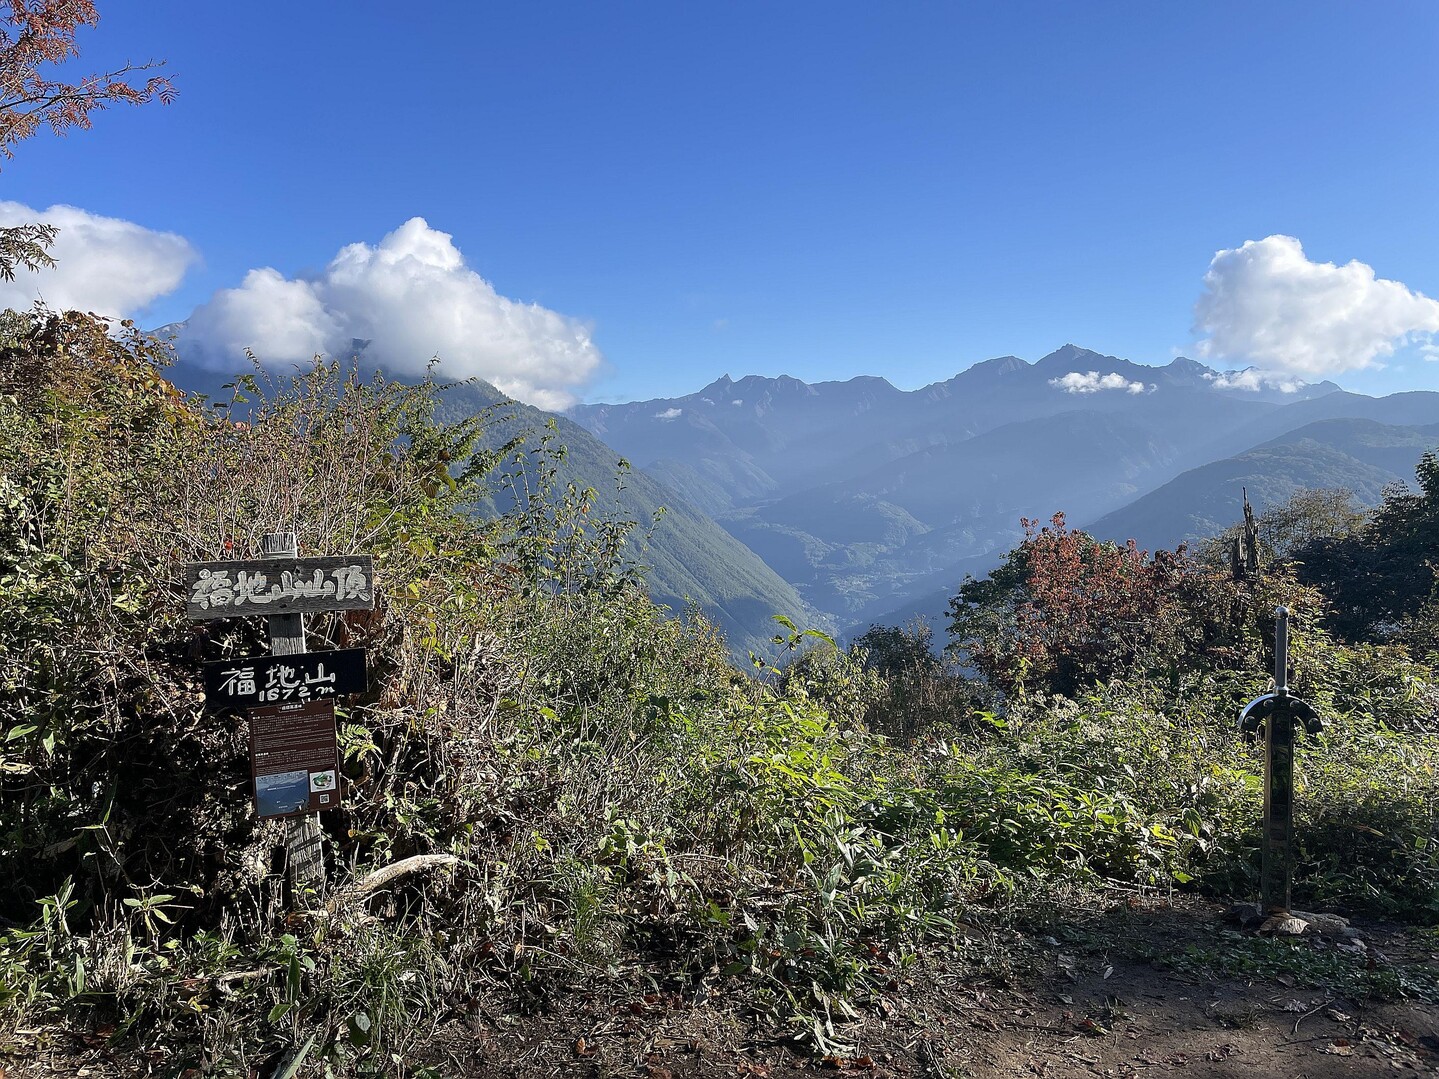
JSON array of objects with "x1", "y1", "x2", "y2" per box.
[
  {"x1": 426, "y1": 900, "x2": 1439, "y2": 1079},
  {"x1": 9, "y1": 899, "x2": 1439, "y2": 1077}
]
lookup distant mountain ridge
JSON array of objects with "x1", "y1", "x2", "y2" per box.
[
  {"x1": 435, "y1": 380, "x2": 824, "y2": 659},
  {"x1": 569, "y1": 347, "x2": 1438, "y2": 641},
  {"x1": 1087, "y1": 417, "x2": 1439, "y2": 552},
  {"x1": 573, "y1": 347, "x2": 1335, "y2": 517}
]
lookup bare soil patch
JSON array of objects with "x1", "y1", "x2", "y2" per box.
[
  {"x1": 419, "y1": 899, "x2": 1439, "y2": 1079},
  {"x1": 7, "y1": 899, "x2": 1437, "y2": 1077}
]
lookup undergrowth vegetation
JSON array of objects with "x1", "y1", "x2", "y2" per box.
[{"x1": 1, "y1": 310, "x2": 1435, "y2": 1075}]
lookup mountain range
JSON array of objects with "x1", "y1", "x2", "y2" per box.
[
  {"x1": 565, "y1": 347, "x2": 1432, "y2": 631},
  {"x1": 435, "y1": 380, "x2": 818, "y2": 659},
  {"x1": 156, "y1": 337, "x2": 1439, "y2": 657}
]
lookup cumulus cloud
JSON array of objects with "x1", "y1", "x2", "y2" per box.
[
  {"x1": 1202, "y1": 368, "x2": 1306, "y2": 394},
  {"x1": 178, "y1": 218, "x2": 602, "y2": 410},
  {"x1": 1194, "y1": 235, "x2": 1439, "y2": 378},
  {"x1": 183, "y1": 268, "x2": 339, "y2": 364},
  {"x1": 0, "y1": 201, "x2": 196, "y2": 316},
  {"x1": 1049, "y1": 371, "x2": 1150, "y2": 395},
  {"x1": 655, "y1": 407, "x2": 683, "y2": 421}
]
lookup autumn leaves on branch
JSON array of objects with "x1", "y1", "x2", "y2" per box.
[{"x1": 0, "y1": 1, "x2": 173, "y2": 279}]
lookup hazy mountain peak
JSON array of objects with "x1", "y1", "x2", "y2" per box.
[
  {"x1": 1157, "y1": 355, "x2": 1219, "y2": 387},
  {"x1": 1035, "y1": 343, "x2": 1114, "y2": 369},
  {"x1": 963, "y1": 355, "x2": 1029, "y2": 379},
  {"x1": 1166, "y1": 356, "x2": 1207, "y2": 372},
  {"x1": 828, "y1": 374, "x2": 900, "y2": 391}
]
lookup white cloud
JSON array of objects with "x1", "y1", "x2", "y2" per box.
[
  {"x1": 1422, "y1": 343, "x2": 1439, "y2": 363},
  {"x1": 1194, "y1": 235, "x2": 1439, "y2": 378},
  {"x1": 178, "y1": 217, "x2": 602, "y2": 410},
  {"x1": 0, "y1": 202, "x2": 196, "y2": 317},
  {"x1": 1049, "y1": 370, "x2": 1150, "y2": 395},
  {"x1": 1202, "y1": 368, "x2": 1306, "y2": 393},
  {"x1": 183, "y1": 268, "x2": 338, "y2": 365},
  {"x1": 655, "y1": 407, "x2": 683, "y2": 421}
]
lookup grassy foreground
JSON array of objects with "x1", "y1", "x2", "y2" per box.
[{"x1": 1, "y1": 312, "x2": 1436, "y2": 1076}]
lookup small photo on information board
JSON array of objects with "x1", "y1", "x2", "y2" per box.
[
  {"x1": 249, "y1": 700, "x2": 340, "y2": 818},
  {"x1": 256, "y1": 769, "x2": 311, "y2": 817}
]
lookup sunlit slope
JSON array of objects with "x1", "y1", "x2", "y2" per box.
[{"x1": 439, "y1": 380, "x2": 822, "y2": 659}]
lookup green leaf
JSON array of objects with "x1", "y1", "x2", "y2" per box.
[
  {"x1": 271, "y1": 1033, "x2": 317, "y2": 1079},
  {"x1": 348, "y1": 1010, "x2": 374, "y2": 1047}
]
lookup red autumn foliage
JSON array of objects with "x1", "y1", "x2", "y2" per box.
[
  {"x1": 1009, "y1": 512, "x2": 1174, "y2": 693},
  {"x1": 949, "y1": 511, "x2": 1274, "y2": 697},
  {"x1": 0, "y1": 1, "x2": 173, "y2": 164}
]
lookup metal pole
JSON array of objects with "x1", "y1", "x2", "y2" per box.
[
  {"x1": 263, "y1": 532, "x2": 327, "y2": 902},
  {"x1": 1263, "y1": 605, "x2": 1293, "y2": 914},
  {"x1": 1274, "y1": 605, "x2": 1289, "y2": 696}
]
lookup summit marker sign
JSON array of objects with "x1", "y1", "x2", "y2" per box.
[
  {"x1": 183, "y1": 555, "x2": 374, "y2": 618},
  {"x1": 185, "y1": 536, "x2": 377, "y2": 898},
  {"x1": 203, "y1": 648, "x2": 368, "y2": 709}
]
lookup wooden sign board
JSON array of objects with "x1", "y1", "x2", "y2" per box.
[
  {"x1": 249, "y1": 700, "x2": 340, "y2": 819},
  {"x1": 183, "y1": 555, "x2": 375, "y2": 618},
  {"x1": 204, "y1": 648, "x2": 367, "y2": 709}
]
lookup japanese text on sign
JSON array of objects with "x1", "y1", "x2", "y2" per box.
[
  {"x1": 191, "y1": 566, "x2": 368, "y2": 610},
  {"x1": 183, "y1": 555, "x2": 375, "y2": 618},
  {"x1": 250, "y1": 701, "x2": 340, "y2": 818},
  {"x1": 220, "y1": 661, "x2": 331, "y2": 700},
  {"x1": 203, "y1": 649, "x2": 367, "y2": 708}
]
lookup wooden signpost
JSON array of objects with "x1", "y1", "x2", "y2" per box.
[
  {"x1": 186, "y1": 533, "x2": 376, "y2": 901},
  {"x1": 185, "y1": 554, "x2": 373, "y2": 617}
]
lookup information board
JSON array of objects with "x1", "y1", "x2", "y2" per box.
[{"x1": 249, "y1": 700, "x2": 340, "y2": 819}]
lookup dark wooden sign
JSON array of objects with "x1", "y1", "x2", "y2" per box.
[
  {"x1": 204, "y1": 648, "x2": 367, "y2": 708},
  {"x1": 183, "y1": 555, "x2": 375, "y2": 618},
  {"x1": 250, "y1": 700, "x2": 340, "y2": 819}
]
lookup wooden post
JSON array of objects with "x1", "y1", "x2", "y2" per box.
[
  {"x1": 1262, "y1": 709, "x2": 1295, "y2": 914},
  {"x1": 263, "y1": 532, "x2": 327, "y2": 901}
]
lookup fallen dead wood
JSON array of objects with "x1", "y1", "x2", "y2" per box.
[{"x1": 323, "y1": 853, "x2": 462, "y2": 915}]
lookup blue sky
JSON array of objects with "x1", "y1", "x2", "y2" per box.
[{"x1": 4, "y1": 1, "x2": 1438, "y2": 404}]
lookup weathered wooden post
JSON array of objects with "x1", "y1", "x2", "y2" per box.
[
  {"x1": 1238, "y1": 606, "x2": 1322, "y2": 915},
  {"x1": 184, "y1": 535, "x2": 375, "y2": 908},
  {"x1": 263, "y1": 532, "x2": 325, "y2": 896}
]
